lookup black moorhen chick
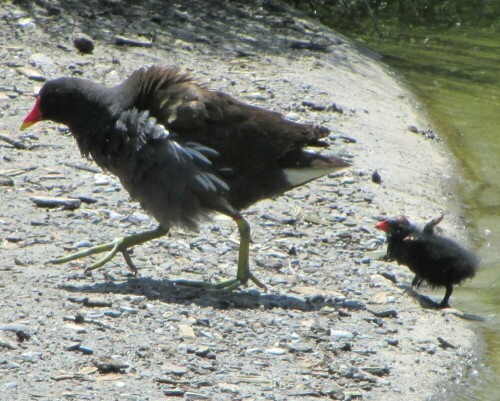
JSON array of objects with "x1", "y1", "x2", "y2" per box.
[
  {"x1": 375, "y1": 215, "x2": 478, "y2": 307},
  {"x1": 21, "y1": 65, "x2": 350, "y2": 292}
]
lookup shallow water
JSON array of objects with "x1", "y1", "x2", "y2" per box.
[{"x1": 348, "y1": 24, "x2": 500, "y2": 400}]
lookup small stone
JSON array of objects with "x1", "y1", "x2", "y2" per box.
[
  {"x1": 245, "y1": 348, "x2": 263, "y2": 354},
  {"x1": 73, "y1": 33, "x2": 94, "y2": 54},
  {"x1": 30, "y1": 196, "x2": 81, "y2": 210},
  {"x1": 128, "y1": 295, "x2": 146, "y2": 305},
  {"x1": 17, "y1": 17, "x2": 36, "y2": 29},
  {"x1": 372, "y1": 170, "x2": 382, "y2": 184},
  {"x1": 330, "y1": 330, "x2": 354, "y2": 340},
  {"x1": 369, "y1": 307, "x2": 398, "y2": 318},
  {"x1": 302, "y1": 100, "x2": 326, "y2": 111},
  {"x1": 130, "y1": 213, "x2": 150, "y2": 223},
  {"x1": 0, "y1": 176, "x2": 14, "y2": 187},
  {"x1": 164, "y1": 389, "x2": 185, "y2": 396},
  {"x1": 120, "y1": 307, "x2": 139, "y2": 314},
  {"x1": 264, "y1": 347, "x2": 287, "y2": 355},
  {"x1": 74, "y1": 240, "x2": 93, "y2": 248},
  {"x1": 328, "y1": 103, "x2": 344, "y2": 113},
  {"x1": 245, "y1": 93, "x2": 268, "y2": 101},
  {"x1": 288, "y1": 343, "x2": 314, "y2": 353},
  {"x1": 178, "y1": 324, "x2": 196, "y2": 339},
  {"x1": 385, "y1": 338, "x2": 399, "y2": 346},
  {"x1": 285, "y1": 112, "x2": 300, "y2": 121},
  {"x1": 115, "y1": 35, "x2": 152, "y2": 48},
  {"x1": 78, "y1": 345, "x2": 94, "y2": 355},
  {"x1": 422, "y1": 344, "x2": 438, "y2": 354},
  {"x1": 17, "y1": 67, "x2": 46, "y2": 82},
  {"x1": 362, "y1": 366, "x2": 390, "y2": 376},
  {"x1": 95, "y1": 357, "x2": 129, "y2": 373},
  {"x1": 29, "y1": 53, "x2": 55, "y2": 68},
  {"x1": 94, "y1": 174, "x2": 110, "y2": 185}
]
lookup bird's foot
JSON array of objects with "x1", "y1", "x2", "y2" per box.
[
  {"x1": 50, "y1": 237, "x2": 138, "y2": 275},
  {"x1": 48, "y1": 226, "x2": 168, "y2": 275},
  {"x1": 174, "y1": 272, "x2": 267, "y2": 293}
]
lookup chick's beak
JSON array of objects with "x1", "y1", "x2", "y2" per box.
[
  {"x1": 20, "y1": 97, "x2": 42, "y2": 131},
  {"x1": 375, "y1": 220, "x2": 390, "y2": 232}
]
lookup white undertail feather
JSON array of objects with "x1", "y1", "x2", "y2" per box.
[{"x1": 283, "y1": 166, "x2": 344, "y2": 188}]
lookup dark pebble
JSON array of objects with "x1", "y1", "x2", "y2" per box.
[
  {"x1": 72, "y1": 33, "x2": 95, "y2": 54},
  {"x1": 372, "y1": 170, "x2": 382, "y2": 184}
]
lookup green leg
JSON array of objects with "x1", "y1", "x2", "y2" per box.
[
  {"x1": 50, "y1": 225, "x2": 169, "y2": 275},
  {"x1": 174, "y1": 214, "x2": 267, "y2": 292}
]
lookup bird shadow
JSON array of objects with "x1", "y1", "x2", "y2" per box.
[
  {"x1": 397, "y1": 283, "x2": 485, "y2": 321},
  {"x1": 60, "y1": 276, "x2": 346, "y2": 312}
]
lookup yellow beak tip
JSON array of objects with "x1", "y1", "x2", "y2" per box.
[{"x1": 20, "y1": 122, "x2": 34, "y2": 131}]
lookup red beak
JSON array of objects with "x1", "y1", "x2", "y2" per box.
[
  {"x1": 375, "y1": 220, "x2": 390, "y2": 232},
  {"x1": 20, "y1": 97, "x2": 43, "y2": 131}
]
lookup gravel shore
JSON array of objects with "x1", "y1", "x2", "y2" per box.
[{"x1": 0, "y1": 1, "x2": 478, "y2": 400}]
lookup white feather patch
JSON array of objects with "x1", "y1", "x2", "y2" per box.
[{"x1": 283, "y1": 167, "x2": 341, "y2": 187}]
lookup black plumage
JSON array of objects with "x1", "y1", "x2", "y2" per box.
[
  {"x1": 21, "y1": 65, "x2": 350, "y2": 291},
  {"x1": 375, "y1": 215, "x2": 478, "y2": 308}
]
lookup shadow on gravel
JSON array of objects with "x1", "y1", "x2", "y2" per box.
[
  {"x1": 13, "y1": 0, "x2": 307, "y2": 52},
  {"x1": 60, "y1": 277, "x2": 352, "y2": 312},
  {"x1": 11, "y1": 0, "x2": 357, "y2": 66},
  {"x1": 398, "y1": 284, "x2": 485, "y2": 321}
]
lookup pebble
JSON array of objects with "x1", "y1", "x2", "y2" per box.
[
  {"x1": 164, "y1": 389, "x2": 185, "y2": 396},
  {"x1": 184, "y1": 392, "x2": 210, "y2": 400},
  {"x1": 264, "y1": 347, "x2": 287, "y2": 355},
  {"x1": 130, "y1": 213, "x2": 150, "y2": 223},
  {"x1": 245, "y1": 93, "x2": 268, "y2": 101},
  {"x1": 178, "y1": 324, "x2": 196, "y2": 339},
  {"x1": 30, "y1": 196, "x2": 81, "y2": 210},
  {"x1": 17, "y1": 17, "x2": 36, "y2": 29},
  {"x1": 369, "y1": 307, "x2": 398, "y2": 318},
  {"x1": 372, "y1": 170, "x2": 382, "y2": 184},
  {"x1": 330, "y1": 330, "x2": 354, "y2": 340},
  {"x1": 285, "y1": 112, "x2": 300, "y2": 121},
  {"x1": 302, "y1": 100, "x2": 326, "y2": 111},
  {"x1": 16, "y1": 66, "x2": 45, "y2": 82},
  {"x1": 94, "y1": 174, "x2": 111, "y2": 185},
  {"x1": 78, "y1": 345, "x2": 94, "y2": 355},
  {"x1": 73, "y1": 33, "x2": 95, "y2": 54},
  {"x1": 86, "y1": 313, "x2": 104, "y2": 319},
  {"x1": 422, "y1": 344, "x2": 438, "y2": 354},
  {"x1": 120, "y1": 307, "x2": 139, "y2": 314},
  {"x1": 385, "y1": 338, "x2": 399, "y2": 346},
  {"x1": 129, "y1": 295, "x2": 146, "y2": 305},
  {"x1": 288, "y1": 343, "x2": 314, "y2": 353},
  {"x1": 245, "y1": 348, "x2": 263, "y2": 354},
  {"x1": 29, "y1": 53, "x2": 54, "y2": 67},
  {"x1": 4, "y1": 382, "x2": 18, "y2": 390},
  {"x1": 74, "y1": 240, "x2": 93, "y2": 248}
]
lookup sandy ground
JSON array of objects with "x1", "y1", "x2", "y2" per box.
[{"x1": 0, "y1": 1, "x2": 478, "y2": 400}]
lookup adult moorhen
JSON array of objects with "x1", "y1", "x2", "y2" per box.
[
  {"x1": 375, "y1": 215, "x2": 478, "y2": 307},
  {"x1": 21, "y1": 65, "x2": 350, "y2": 292}
]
